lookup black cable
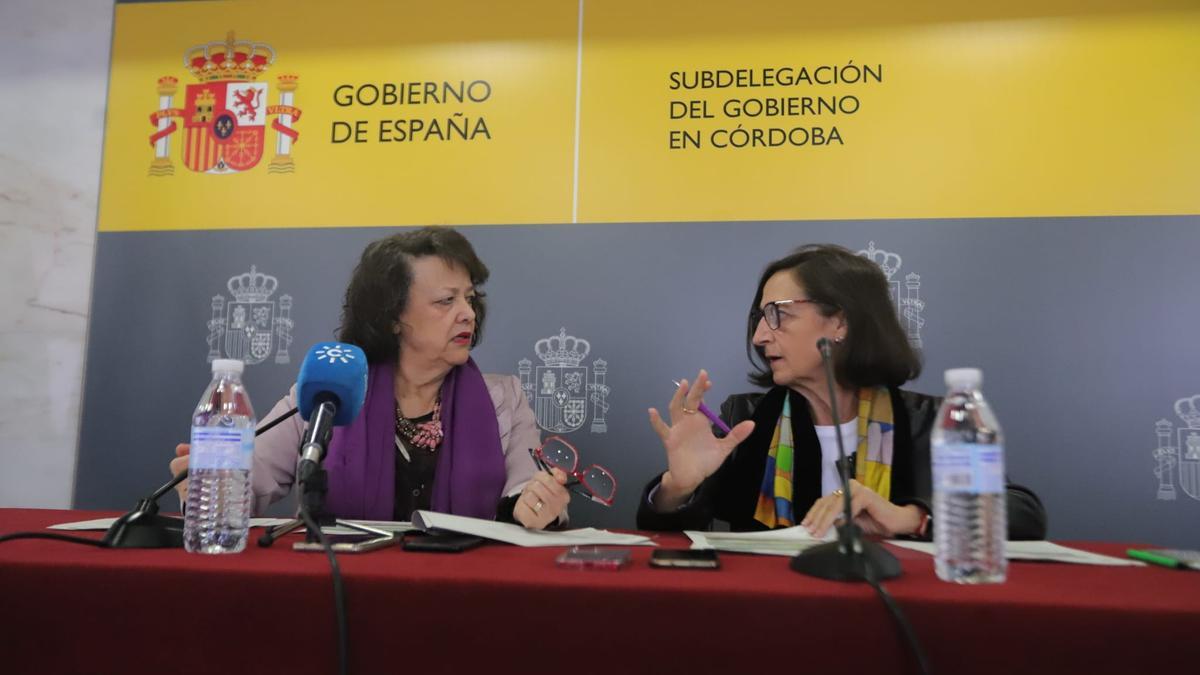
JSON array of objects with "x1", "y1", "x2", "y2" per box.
[
  {"x1": 257, "y1": 406, "x2": 299, "y2": 437},
  {"x1": 863, "y1": 569, "x2": 932, "y2": 675},
  {"x1": 299, "y1": 481, "x2": 348, "y2": 675},
  {"x1": 0, "y1": 532, "x2": 107, "y2": 547}
]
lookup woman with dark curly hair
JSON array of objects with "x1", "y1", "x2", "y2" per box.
[
  {"x1": 637, "y1": 244, "x2": 1046, "y2": 540},
  {"x1": 172, "y1": 227, "x2": 566, "y2": 529}
]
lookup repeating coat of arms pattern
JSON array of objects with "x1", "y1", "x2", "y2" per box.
[
  {"x1": 206, "y1": 266, "x2": 294, "y2": 366},
  {"x1": 858, "y1": 241, "x2": 925, "y2": 348},
  {"x1": 1153, "y1": 395, "x2": 1200, "y2": 501},
  {"x1": 519, "y1": 329, "x2": 610, "y2": 434}
]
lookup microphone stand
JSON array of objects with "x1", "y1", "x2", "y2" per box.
[
  {"x1": 258, "y1": 400, "x2": 389, "y2": 547},
  {"x1": 102, "y1": 470, "x2": 189, "y2": 548},
  {"x1": 790, "y1": 338, "x2": 902, "y2": 582},
  {"x1": 102, "y1": 407, "x2": 300, "y2": 549}
]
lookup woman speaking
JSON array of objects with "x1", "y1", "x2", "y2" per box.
[{"x1": 638, "y1": 244, "x2": 1046, "y2": 540}]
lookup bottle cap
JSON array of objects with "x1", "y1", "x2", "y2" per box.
[
  {"x1": 944, "y1": 367, "x2": 982, "y2": 389},
  {"x1": 211, "y1": 359, "x2": 245, "y2": 375}
]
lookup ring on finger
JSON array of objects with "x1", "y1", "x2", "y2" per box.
[
  {"x1": 680, "y1": 406, "x2": 697, "y2": 414},
  {"x1": 832, "y1": 488, "x2": 844, "y2": 497},
  {"x1": 534, "y1": 500, "x2": 544, "y2": 512}
]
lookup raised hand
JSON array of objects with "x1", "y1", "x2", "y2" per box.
[{"x1": 647, "y1": 370, "x2": 755, "y2": 511}]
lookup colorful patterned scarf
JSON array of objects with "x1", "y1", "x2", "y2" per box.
[
  {"x1": 754, "y1": 396, "x2": 796, "y2": 527},
  {"x1": 754, "y1": 387, "x2": 895, "y2": 528},
  {"x1": 854, "y1": 387, "x2": 895, "y2": 501}
]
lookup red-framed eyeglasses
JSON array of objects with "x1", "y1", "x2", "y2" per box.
[{"x1": 528, "y1": 436, "x2": 616, "y2": 507}]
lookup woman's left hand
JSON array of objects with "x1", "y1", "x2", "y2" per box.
[
  {"x1": 514, "y1": 468, "x2": 570, "y2": 530},
  {"x1": 801, "y1": 479, "x2": 923, "y2": 539}
]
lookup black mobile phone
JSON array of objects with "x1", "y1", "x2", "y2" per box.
[
  {"x1": 649, "y1": 548, "x2": 721, "y2": 569},
  {"x1": 402, "y1": 532, "x2": 486, "y2": 553}
]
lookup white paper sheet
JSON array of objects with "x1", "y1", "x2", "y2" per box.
[
  {"x1": 50, "y1": 516, "x2": 420, "y2": 538},
  {"x1": 686, "y1": 525, "x2": 837, "y2": 557},
  {"x1": 411, "y1": 510, "x2": 655, "y2": 547},
  {"x1": 887, "y1": 539, "x2": 1146, "y2": 566},
  {"x1": 49, "y1": 517, "x2": 294, "y2": 531},
  {"x1": 321, "y1": 520, "x2": 417, "y2": 536}
]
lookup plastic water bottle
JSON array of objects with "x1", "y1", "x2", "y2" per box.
[
  {"x1": 184, "y1": 359, "x2": 256, "y2": 554},
  {"x1": 931, "y1": 368, "x2": 1007, "y2": 583}
]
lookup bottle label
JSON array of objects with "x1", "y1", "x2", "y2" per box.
[
  {"x1": 932, "y1": 443, "x2": 1004, "y2": 494},
  {"x1": 189, "y1": 427, "x2": 254, "y2": 471}
]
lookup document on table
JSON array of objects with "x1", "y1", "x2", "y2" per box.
[
  {"x1": 686, "y1": 526, "x2": 836, "y2": 557},
  {"x1": 411, "y1": 510, "x2": 655, "y2": 547},
  {"x1": 887, "y1": 539, "x2": 1146, "y2": 566},
  {"x1": 49, "y1": 517, "x2": 294, "y2": 531},
  {"x1": 321, "y1": 520, "x2": 417, "y2": 536},
  {"x1": 50, "y1": 517, "x2": 417, "y2": 536}
]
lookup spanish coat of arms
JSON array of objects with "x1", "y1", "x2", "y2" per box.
[
  {"x1": 148, "y1": 31, "x2": 301, "y2": 176},
  {"x1": 1153, "y1": 395, "x2": 1200, "y2": 501},
  {"x1": 518, "y1": 329, "x2": 610, "y2": 434},
  {"x1": 859, "y1": 241, "x2": 926, "y2": 348},
  {"x1": 206, "y1": 265, "x2": 294, "y2": 366}
]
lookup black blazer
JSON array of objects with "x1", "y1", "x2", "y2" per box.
[{"x1": 636, "y1": 387, "x2": 1048, "y2": 540}]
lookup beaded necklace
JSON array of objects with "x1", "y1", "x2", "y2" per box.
[{"x1": 394, "y1": 396, "x2": 443, "y2": 450}]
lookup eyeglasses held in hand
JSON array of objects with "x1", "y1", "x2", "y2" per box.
[{"x1": 528, "y1": 436, "x2": 616, "y2": 507}]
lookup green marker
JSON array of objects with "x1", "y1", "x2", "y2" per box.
[{"x1": 1127, "y1": 548, "x2": 1199, "y2": 570}]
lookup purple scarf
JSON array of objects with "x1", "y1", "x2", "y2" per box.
[{"x1": 322, "y1": 357, "x2": 507, "y2": 520}]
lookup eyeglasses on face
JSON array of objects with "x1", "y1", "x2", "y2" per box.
[
  {"x1": 750, "y1": 298, "x2": 822, "y2": 330},
  {"x1": 528, "y1": 436, "x2": 616, "y2": 507}
]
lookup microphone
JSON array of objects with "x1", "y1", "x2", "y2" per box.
[
  {"x1": 256, "y1": 342, "x2": 367, "y2": 549},
  {"x1": 790, "y1": 337, "x2": 902, "y2": 581},
  {"x1": 295, "y1": 342, "x2": 368, "y2": 475}
]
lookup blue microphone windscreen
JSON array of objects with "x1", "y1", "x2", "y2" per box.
[{"x1": 296, "y1": 342, "x2": 368, "y2": 426}]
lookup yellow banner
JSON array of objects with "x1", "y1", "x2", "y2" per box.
[
  {"x1": 99, "y1": 0, "x2": 579, "y2": 231},
  {"x1": 578, "y1": 0, "x2": 1200, "y2": 222},
  {"x1": 98, "y1": 0, "x2": 1200, "y2": 231}
]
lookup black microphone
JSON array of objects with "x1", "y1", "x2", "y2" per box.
[
  {"x1": 102, "y1": 406, "x2": 300, "y2": 548},
  {"x1": 297, "y1": 399, "x2": 337, "y2": 481},
  {"x1": 790, "y1": 337, "x2": 902, "y2": 581}
]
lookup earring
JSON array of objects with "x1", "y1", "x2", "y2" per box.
[{"x1": 833, "y1": 335, "x2": 844, "y2": 344}]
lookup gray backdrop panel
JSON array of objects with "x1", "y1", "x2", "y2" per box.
[{"x1": 75, "y1": 217, "x2": 1200, "y2": 546}]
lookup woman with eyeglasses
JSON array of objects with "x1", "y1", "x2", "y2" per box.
[
  {"x1": 638, "y1": 244, "x2": 1047, "y2": 540},
  {"x1": 171, "y1": 227, "x2": 570, "y2": 529}
]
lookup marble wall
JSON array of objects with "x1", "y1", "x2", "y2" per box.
[{"x1": 0, "y1": 1, "x2": 112, "y2": 507}]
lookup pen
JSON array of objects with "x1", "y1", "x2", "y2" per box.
[
  {"x1": 527, "y1": 448, "x2": 581, "y2": 488},
  {"x1": 672, "y1": 380, "x2": 733, "y2": 435},
  {"x1": 1127, "y1": 549, "x2": 1192, "y2": 569}
]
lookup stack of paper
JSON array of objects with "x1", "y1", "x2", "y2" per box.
[
  {"x1": 887, "y1": 540, "x2": 1145, "y2": 567},
  {"x1": 686, "y1": 526, "x2": 836, "y2": 557},
  {"x1": 49, "y1": 517, "x2": 295, "y2": 531},
  {"x1": 49, "y1": 516, "x2": 416, "y2": 537},
  {"x1": 411, "y1": 510, "x2": 655, "y2": 547}
]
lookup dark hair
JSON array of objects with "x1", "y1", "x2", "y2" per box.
[
  {"x1": 746, "y1": 244, "x2": 921, "y2": 389},
  {"x1": 337, "y1": 227, "x2": 489, "y2": 363}
]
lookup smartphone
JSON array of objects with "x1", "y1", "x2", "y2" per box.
[
  {"x1": 401, "y1": 532, "x2": 485, "y2": 553},
  {"x1": 292, "y1": 533, "x2": 400, "y2": 553},
  {"x1": 556, "y1": 546, "x2": 632, "y2": 570},
  {"x1": 649, "y1": 548, "x2": 721, "y2": 569},
  {"x1": 1127, "y1": 548, "x2": 1200, "y2": 570}
]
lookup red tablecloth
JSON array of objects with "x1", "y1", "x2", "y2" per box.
[{"x1": 2, "y1": 508, "x2": 1197, "y2": 675}]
